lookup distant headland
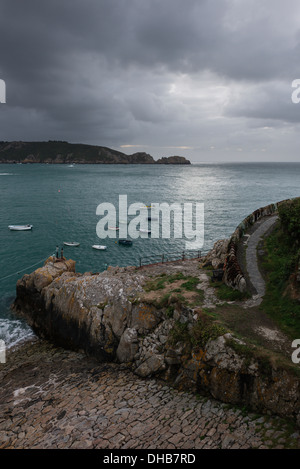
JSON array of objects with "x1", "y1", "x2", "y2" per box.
[{"x1": 0, "y1": 141, "x2": 191, "y2": 165}]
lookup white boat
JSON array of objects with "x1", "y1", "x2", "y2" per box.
[
  {"x1": 108, "y1": 226, "x2": 119, "y2": 230},
  {"x1": 92, "y1": 245, "x2": 107, "y2": 250},
  {"x1": 8, "y1": 224, "x2": 33, "y2": 231},
  {"x1": 63, "y1": 241, "x2": 80, "y2": 247},
  {"x1": 139, "y1": 228, "x2": 151, "y2": 233}
]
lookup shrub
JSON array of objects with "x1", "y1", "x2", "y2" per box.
[{"x1": 278, "y1": 199, "x2": 300, "y2": 244}]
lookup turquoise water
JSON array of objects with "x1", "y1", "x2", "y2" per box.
[{"x1": 1, "y1": 162, "x2": 300, "y2": 347}]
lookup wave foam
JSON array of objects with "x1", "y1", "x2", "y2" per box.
[{"x1": 0, "y1": 318, "x2": 35, "y2": 350}]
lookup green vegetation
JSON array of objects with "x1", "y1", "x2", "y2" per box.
[
  {"x1": 278, "y1": 198, "x2": 300, "y2": 244},
  {"x1": 144, "y1": 272, "x2": 204, "y2": 308},
  {"x1": 181, "y1": 277, "x2": 200, "y2": 291},
  {"x1": 189, "y1": 320, "x2": 228, "y2": 348},
  {"x1": 260, "y1": 201, "x2": 300, "y2": 339},
  {"x1": 154, "y1": 291, "x2": 187, "y2": 309},
  {"x1": 168, "y1": 320, "x2": 190, "y2": 345},
  {"x1": 210, "y1": 277, "x2": 250, "y2": 301},
  {"x1": 144, "y1": 272, "x2": 186, "y2": 291},
  {"x1": 168, "y1": 316, "x2": 228, "y2": 349}
]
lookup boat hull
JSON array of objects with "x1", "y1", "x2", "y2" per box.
[
  {"x1": 8, "y1": 225, "x2": 33, "y2": 231},
  {"x1": 118, "y1": 239, "x2": 133, "y2": 246}
]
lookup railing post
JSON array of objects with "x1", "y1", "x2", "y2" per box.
[
  {"x1": 139, "y1": 257, "x2": 142, "y2": 267},
  {"x1": 162, "y1": 254, "x2": 164, "y2": 263}
]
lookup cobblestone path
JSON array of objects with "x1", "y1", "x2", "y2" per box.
[{"x1": 0, "y1": 340, "x2": 299, "y2": 449}]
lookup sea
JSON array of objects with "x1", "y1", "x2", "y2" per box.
[{"x1": 1, "y1": 162, "x2": 300, "y2": 349}]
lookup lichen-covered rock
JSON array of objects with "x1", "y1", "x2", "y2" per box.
[
  {"x1": 116, "y1": 328, "x2": 139, "y2": 363},
  {"x1": 12, "y1": 256, "x2": 300, "y2": 427},
  {"x1": 205, "y1": 333, "x2": 248, "y2": 372},
  {"x1": 202, "y1": 239, "x2": 229, "y2": 269},
  {"x1": 135, "y1": 354, "x2": 166, "y2": 377}
]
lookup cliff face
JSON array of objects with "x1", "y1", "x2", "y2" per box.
[
  {"x1": 0, "y1": 141, "x2": 191, "y2": 165},
  {"x1": 13, "y1": 256, "x2": 300, "y2": 426}
]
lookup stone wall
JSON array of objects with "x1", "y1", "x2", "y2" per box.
[
  {"x1": 224, "y1": 201, "x2": 279, "y2": 292},
  {"x1": 206, "y1": 198, "x2": 300, "y2": 293}
]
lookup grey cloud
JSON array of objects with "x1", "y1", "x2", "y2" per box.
[{"x1": 0, "y1": 0, "x2": 300, "y2": 161}]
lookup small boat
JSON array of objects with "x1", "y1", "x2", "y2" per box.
[
  {"x1": 8, "y1": 224, "x2": 33, "y2": 231},
  {"x1": 63, "y1": 241, "x2": 80, "y2": 247},
  {"x1": 139, "y1": 228, "x2": 151, "y2": 234},
  {"x1": 92, "y1": 245, "x2": 107, "y2": 250},
  {"x1": 118, "y1": 239, "x2": 133, "y2": 246},
  {"x1": 108, "y1": 226, "x2": 119, "y2": 231}
]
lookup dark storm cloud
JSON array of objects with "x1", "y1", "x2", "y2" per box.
[{"x1": 0, "y1": 0, "x2": 300, "y2": 160}]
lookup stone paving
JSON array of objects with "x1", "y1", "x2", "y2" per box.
[{"x1": 0, "y1": 339, "x2": 299, "y2": 449}]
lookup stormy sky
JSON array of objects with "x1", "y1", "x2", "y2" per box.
[{"x1": 0, "y1": 0, "x2": 300, "y2": 162}]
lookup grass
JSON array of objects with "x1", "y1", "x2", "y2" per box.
[
  {"x1": 210, "y1": 278, "x2": 251, "y2": 301},
  {"x1": 168, "y1": 315, "x2": 229, "y2": 350},
  {"x1": 144, "y1": 272, "x2": 187, "y2": 291},
  {"x1": 144, "y1": 272, "x2": 204, "y2": 308},
  {"x1": 260, "y1": 224, "x2": 300, "y2": 339}
]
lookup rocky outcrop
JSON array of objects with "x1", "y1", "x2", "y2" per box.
[
  {"x1": 202, "y1": 238, "x2": 229, "y2": 270},
  {"x1": 12, "y1": 257, "x2": 300, "y2": 426},
  {"x1": 156, "y1": 156, "x2": 191, "y2": 165}
]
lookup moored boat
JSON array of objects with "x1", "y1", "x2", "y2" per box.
[
  {"x1": 63, "y1": 241, "x2": 80, "y2": 247},
  {"x1": 118, "y1": 239, "x2": 133, "y2": 246},
  {"x1": 92, "y1": 245, "x2": 107, "y2": 250},
  {"x1": 8, "y1": 224, "x2": 33, "y2": 231}
]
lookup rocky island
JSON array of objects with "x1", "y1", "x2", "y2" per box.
[{"x1": 0, "y1": 141, "x2": 191, "y2": 165}]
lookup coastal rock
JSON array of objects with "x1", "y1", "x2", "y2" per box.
[
  {"x1": 202, "y1": 238, "x2": 229, "y2": 269},
  {"x1": 116, "y1": 328, "x2": 139, "y2": 363},
  {"x1": 156, "y1": 156, "x2": 191, "y2": 165},
  {"x1": 205, "y1": 333, "x2": 248, "y2": 372},
  {"x1": 134, "y1": 354, "x2": 166, "y2": 377},
  {"x1": 12, "y1": 256, "x2": 300, "y2": 426}
]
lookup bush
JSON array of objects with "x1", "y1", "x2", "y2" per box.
[{"x1": 278, "y1": 199, "x2": 300, "y2": 244}]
